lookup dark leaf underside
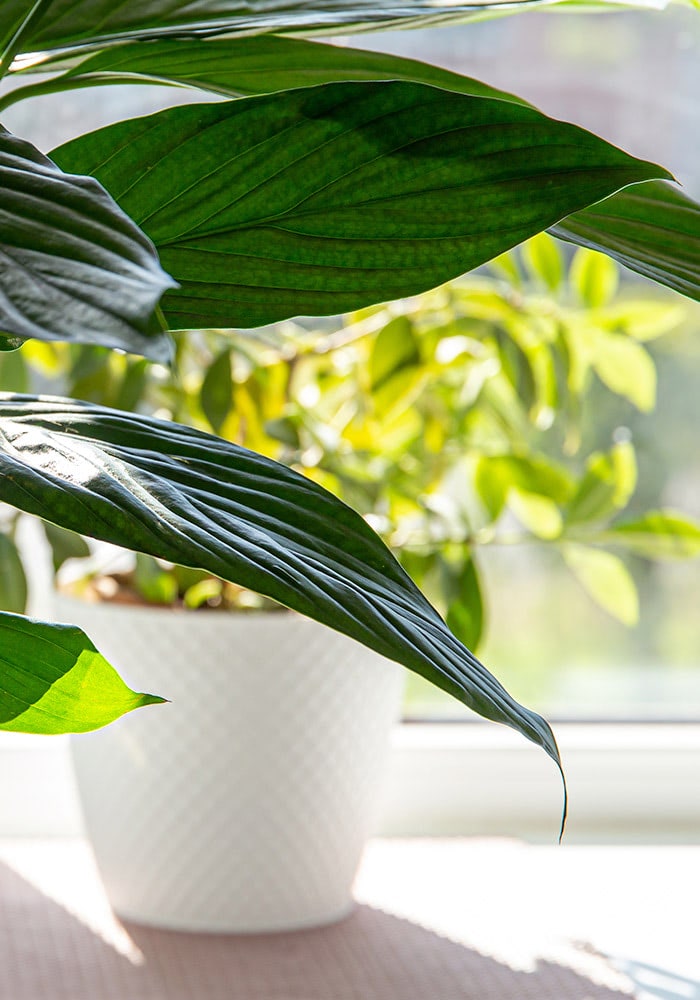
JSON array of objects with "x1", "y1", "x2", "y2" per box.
[{"x1": 0, "y1": 127, "x2": 175, "y2": 359}]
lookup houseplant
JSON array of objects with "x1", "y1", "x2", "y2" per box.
[
  {"x1": 4, "y1": 233, "x2": 700, "y2": 927},
  {"x1": 0, "y1": 0, "x2": 698, "y2": 869}
]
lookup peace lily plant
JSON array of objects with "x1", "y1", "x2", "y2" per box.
[{"x1": 0, "y1": 0, "x2": 699, "y2": 829}]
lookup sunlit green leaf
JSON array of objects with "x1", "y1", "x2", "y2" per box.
[
  {"x1": 596, "y1": 300, "x2": 685, "y2": 342},
  {"x1": 570, "y1": 248, "x2": 619, "y2": 307},
  {"x1": 563, "y1": 543, "x2": 639, "y2": 625},
  {"x1": 0, "y1": 610, "x2": 165, "y2": 733},
  {"x1": 474, "y1": 453, "x2": 573, "y2": 522},
  {"x1": 566, "y1": 440, "x2": 637, "y2": 524},
  {"x1": 589, "y1": 331, "x2": 656, "y2": 411},
  {"x1": 522, "y1": 233, "x2": 563, "y2": 292},
  {"x1": 600, "y1": 510, "x2": 700, "y2": 560},
  {"x1": 510, "y1": 489, "x2": 563, "y2": 539}
]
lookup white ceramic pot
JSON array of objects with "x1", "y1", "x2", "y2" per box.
[{"x1": 57, "y1": 595, "x2": 404, "y2": 933}]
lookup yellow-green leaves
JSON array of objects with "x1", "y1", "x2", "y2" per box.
[
  {"x1": 0, "y1": 394, "x2": 563, "y2": 768},
  {"x1": 600, "y1": 511, "x2": 700, "y2": 560},
  {"x1": 562, "y1": 544, "x2": 639, "y2": 625},
  {"x1": 0, "y1": 610, "x2": 165, "y2": 733}
]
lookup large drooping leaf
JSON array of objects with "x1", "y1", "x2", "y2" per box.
[
  {"x1": 552, "y1": 181, "x2": 700, "y2": 303},
  {"x1": 0, "y1": 609, "x2": 165, "y2": 733},
  {"x1": 0, "y1": 393, "x2": 564, "y2": 778},
  {"x1": 7, "y1": 0, "x2": 674, "y2": 65},
  {"x1": 52, "y1": 82, "x2": 666, "y2": 332},
  {"x1": 0, "y1": 127, "x2": 175, "y2": 359}
]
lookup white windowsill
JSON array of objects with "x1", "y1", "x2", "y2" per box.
[{"x1": 2, "y1": 721, "x2": 699, "y2": 842}]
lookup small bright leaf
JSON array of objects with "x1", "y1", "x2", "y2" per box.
[
  {"x1": 599, "y1": 300, "x2": 685, "y2": 342},
  {"x1": 369, "y1": 316, "x2": 419, "y2": 394},
  {"x1": 566, "y1": 441, "x2": 637, "y2": 525},
  {"x1": 570, "y1": 248, "x2": 619, "y2": 308},
  {"x1": 589, "y1": 331, "x2": 656, "y2": 411},
  {"x1": 563, "y1": 544, "x2": 639, "y2": 625},
  {"x1": 510, "y1": 490, "x2": 563, "y2": 539},
  {"x1": 0, "y1": 534, "x2": 28, "y2": 613},
  {"x1": 0, "y1": 610, "x2": 165, "y2": 733},
  {"x1": 600, "y1": 510, "x2": 700, "y2": 560},
  {"x1": 522, "y1": 233, "x2": 563, "y2": 291}
]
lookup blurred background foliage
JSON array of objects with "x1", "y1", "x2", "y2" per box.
[{"x1": 2, "y1": 234, "x2": 700, "y2": 718}]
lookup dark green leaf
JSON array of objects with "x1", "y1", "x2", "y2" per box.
[
  {"x1": 553, "y1": 180, "x2": 700, "y2": 303},
  {"x1": 0, "y1": 609, "x2": 165, "y2": 733},
  {"x1": 44, "y1": 34, "x2": 532, "y2": 104},
  {"x1": 200, "y1": 349, "x2": 232, "y2": 434},
  {"x1": 0, "y1": 392, "x2": 563, "y2": 773},
  {"x1": 0, "y1": 533, "x2": 27, "y2": 613},
  {"x1": 42, "y1": 520, "x2": 90, "y2": 573},
  {"x1": 9, "y1": 0, "x2": 667, "y2": 61},
  {"x1": 0, "y1": 127, "x2": 175, "y2": 360},
  {"x1": 52, "y1": 83, "x2": 667, "y2": 332},
  {"x1": 599, "y1": 510, "x2": 700, "y2": 560}
]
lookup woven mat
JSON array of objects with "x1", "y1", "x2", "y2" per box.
[{"x1": 1, "y1": 839, "x2": 696, "y2": 999}]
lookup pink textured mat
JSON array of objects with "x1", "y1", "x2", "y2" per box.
[{"x1": 0, "y1": 839, "x2": 696, "y2": 999}]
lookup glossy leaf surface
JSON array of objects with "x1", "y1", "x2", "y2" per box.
[
  {"x1": 8, "y1": 0, "x2": 674, "y2": 62},
  {"x1": 552, "y1": 181, "x2": 700, "y2": 303},
  {"x1": 0, "y1": 610, "x2": 165, "y2": 733},
  {"x1": 0, "y1": 128, "x2": 175, "y2": 359},
  {"x1": 52, "y1": 83, "x2": 665, "y2": 331},
  {"x1": 46, "y1": 34, "x2": 529, "y2": 104},
  {"x1": 0, "y1": 393, "x2": 562, "y2": 771}
]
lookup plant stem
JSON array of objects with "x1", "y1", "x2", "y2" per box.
[{"x1": 0, "y1": 0, "x2": 56, "y2": 79}]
